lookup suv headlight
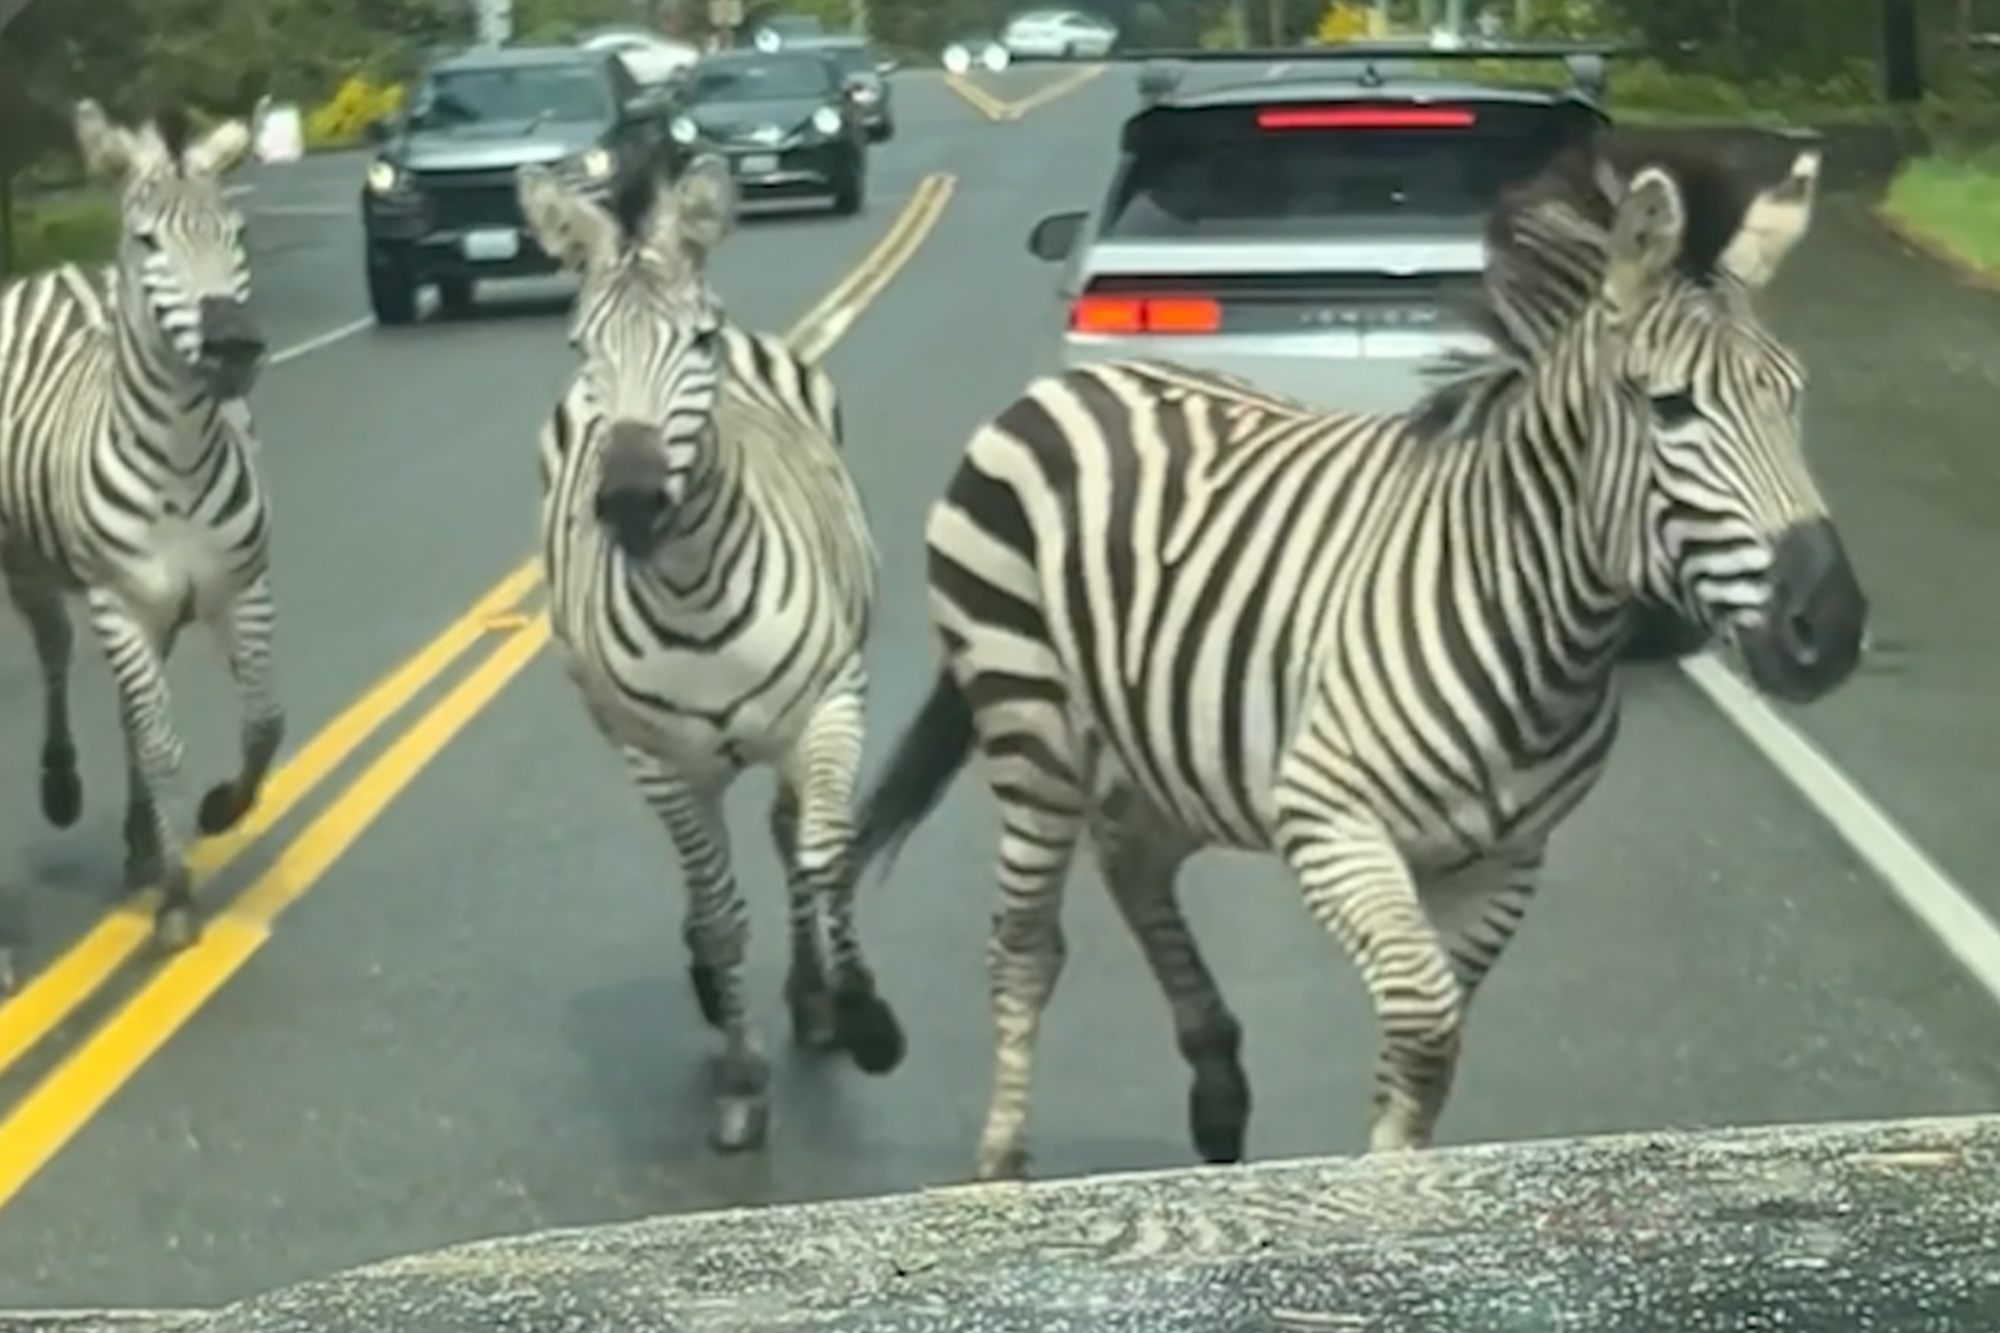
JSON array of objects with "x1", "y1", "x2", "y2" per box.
[
  {"x1": 575, "y1": 146, "x2": 614, "y2": 181},
  {"x1": 810, "y1": 105, "x2": 842, "y2": 136},
  {"x1": 670, "y1": 116, "x2": 698, "y2": 144},
  {"x1": 365, "y1": 159, "x2": 401, "y2": 194}
]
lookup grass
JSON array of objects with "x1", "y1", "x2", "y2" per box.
[
  {"x1": 1881, "y1": 148, "x2": 2000, "y2": 276},
  {"x1": 6, "y1": 190, "x2": 120, "y2": 277}
]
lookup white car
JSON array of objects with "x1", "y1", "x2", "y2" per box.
[
  {"x1": 580, "y1": 28, "x2": 701, "y2": 87},
  {"x1": 1000, "y1": 9, "x2": 1117, "y2": 60}
]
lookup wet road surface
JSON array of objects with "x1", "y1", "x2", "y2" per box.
[{"x1": 1, "y1": 63, "x2": 1998, "y2": 1312}]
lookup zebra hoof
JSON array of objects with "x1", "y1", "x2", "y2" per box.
[
  {"x1": 153, "y1": 902, "x2": 200, "y2": 952},
  {"x1": 710, "y1": 1094, "x2": 770, "y2": 1152},
  {"x1": 834, "y1": 987, "x2": 906, "y2": 1075},
  {"x1": 1189, "y1": 1062, "x2": 1251, "y2": 1165},
  {"x1": 972, "y1": 1145, "x2": 1030, "y2": 1183},
  {"x1": 785, "y1": 981, "x2": 840, "y2": 1052},
  {"x1": 40, "y1": 764, "x2": 82, "y2": 828},
  {"x1": 123, "y1": 853, "x2": 165, "y2": 892},
  {"x1": 196, "y1": 782, "x2": 253, "y2": 837}
]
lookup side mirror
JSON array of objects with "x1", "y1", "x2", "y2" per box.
[
  {"x1": 364, "y1": 117, "x2": 392, "y2": 146},
  {"x1": 1027, "y1": 210, "x2": 1086, "y2": 262}
]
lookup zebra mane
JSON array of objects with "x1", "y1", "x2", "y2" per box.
[
  {"x1": 1408, "y1": 133, "x2": 1768, "y2": 445},
  {"x1": 153, "y1": 102, "x2": 194, "y2": 172}
]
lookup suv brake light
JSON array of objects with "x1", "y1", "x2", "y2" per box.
[
  {"x1": 1256, "y1": 106, "x2": 1476, "y2": 130},
  {"x1": 1071, "y1": 293, "x2": 1221, "y2": 335}
]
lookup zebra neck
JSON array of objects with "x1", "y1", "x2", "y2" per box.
[
  {"x1": 628, "y1": 447, "x2": 750, "y2": 602},
  {"x1": 108, "y1": 281, "x2": 224, "y2": 470},
  {"x1": 1489, "y1": 322, "x2": 1649, "y2": 655}
]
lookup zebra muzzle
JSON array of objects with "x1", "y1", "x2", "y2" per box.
[
  {"x1": 195, "y1": 297, "x2": 268, "y2": 400},
  {"x1": 595, "y1": 421, "x2": 673, "y2": 554}
]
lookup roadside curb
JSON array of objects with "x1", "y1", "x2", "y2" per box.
[{"x1": 1869, "y1": 203, "x2": 2000, "y2": 297}]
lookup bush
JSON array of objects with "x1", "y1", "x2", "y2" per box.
[
  {"x1": 1420, "y1": 56, "x2": 1889, "y2": 127},
  {"x1": 8, "y1": 192, "x2": 122, "y2": 275},
  {"x1": 1313, "y1": 2, "x2": 1378, "y2": 44},
  {"x1": 304, "y1": 73, "x2": 404, "y2": 151}
]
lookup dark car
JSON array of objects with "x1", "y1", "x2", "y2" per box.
[
  {"x1": 669, "y1": 49, "x2": 868, "y2": 215},
  {"x1": 359, "y1": 45, "x2": 677, "y2": 325},
  {"x1": 784, "y1": 36, "x2": 899, "y2": 142}
]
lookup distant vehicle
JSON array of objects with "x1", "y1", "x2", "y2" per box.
[
  {"x1": 785, "y1": 35, "x2": 900, "y2": 142},
  {"x1": 940, "y1": 37, "x2": 1012, "y2": 73},
  {"x1": 1000, "y1": 8, "x2": 1118, "y2": 60},
  {"x1": 752, "y1": 13, "x2": 827, "y2": 51},
  {"x1": 670, "y1": 48, "x2": 870, "y2": 215},
  {"x1": 358, "y1": 44, "x2": 677, "y2": 325},
  {"x1": 580, "y1": 27, "x2": 701, "y2": 88},
  {"x1": 1022, "y1": 50, "x2": 1612, "y2": 412}
]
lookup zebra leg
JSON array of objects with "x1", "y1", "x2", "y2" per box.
[
  {"x1": 2, "y1": 562, "x2": 83, "y2": 828},
  {"x1": 1276, "y1": 806, "x2": 1462, "y2": 1154},
  {"x1": 621, "y1": 747, "x2": 769, "y2": 1152},
  {"x1": 767, "y1": 782, "x2": 839, "y2": 1053},
  {"x1": 1091, "y1": 793, "x2": 1248, "y2": 1165},
  {"x1": 117, "y1": 619, "x2": 183, "y2": 895},
  {"x1": 784, "y1": 694, "x2": 905, "y2": 1075},
  {"x1": 1365, "y1": 848, "x2": 1544, "y2": 1137},
  {"x1": 88, "y1": 588, "x2": 197, "y2": 947},
  {"x1": 196, "y1": 574, "x2": 285, "y2": 836}
]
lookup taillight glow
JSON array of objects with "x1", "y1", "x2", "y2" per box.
[
  {"x1": 1071, "y1": 294, "x2": 1221, "y2": 335},
  {"x1": 1256, "y1": 106, "x2": 1476, "y2": 130}
]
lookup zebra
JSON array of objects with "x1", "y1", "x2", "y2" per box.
[
  {"x1": 516, "y1": 157, "x2": 904, "y2": 1152},
  {"x1": 0, "y1": 99, "x2": 283, "y2": 979},
  {"x1": 849, "y1": 137, "x2": 1867, "y2": 1181}
]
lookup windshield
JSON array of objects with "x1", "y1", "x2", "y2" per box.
[
  {"x1": 1105, "y1": 101, "x2": 1596, "y2": 238},
  {"x1": 410, "y1": 64, "x2": 611, "y2": 127},
  {"x1": 689, "y1": 55, "x2": 835, "y2": 102},
  {"x1": 819, "y1": 45, "x2": 873, "y2": 75}
]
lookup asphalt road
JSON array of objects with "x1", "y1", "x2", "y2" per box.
[{"x1": 3, "y1": 63, "x2": 2000, "y2": 1312}]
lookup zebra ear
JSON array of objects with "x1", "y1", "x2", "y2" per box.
[
  {"x1": 1718, "y1": 149, "x2": 1820, "y2": 289},
  {"x1": 75, "y1": 100, "x2": 144, "y2": 183},
  {"x1": 1601, "y1": 166, "x2": 1684, "y2": 322},
  {"x1": 667, "y1": 154, "x2": 735, "y2": 262},
  {"x1": 186, "y1": 118, "x2": 255, "y2": 177},
  {"x1": 517, "y1": 164, "x2": 616, "y2": 273}
]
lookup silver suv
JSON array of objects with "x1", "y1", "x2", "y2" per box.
[{"x1": 1025, "y1": 48, "x2": 1612, "y2": 412}]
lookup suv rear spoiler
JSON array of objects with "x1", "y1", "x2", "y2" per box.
[{"x1": 1131, "y1": 42, "x2": 1629, "y2": 107}]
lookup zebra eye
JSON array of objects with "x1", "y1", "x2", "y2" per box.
[{"x1": 1649, "y1": 391, "x2": 1699, "y2": 427}]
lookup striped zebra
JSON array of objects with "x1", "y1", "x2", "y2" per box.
[
  {"x1": 0, "y1": 100, "x2": 282, "y2": 976},
  {"x1": 517, "y1": 157, "x2": 903, "y2": 1152},
  {"x1": 850, "y1": 138, "x2": 1868, "y2": 1181}
]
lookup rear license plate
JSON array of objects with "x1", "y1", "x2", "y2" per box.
[
  {"x1": 461, "y1": 228, "x2": 519, "y2": 262},
  {"x1": 736, "y1": 153, "x2": 779, "y2": 177}
]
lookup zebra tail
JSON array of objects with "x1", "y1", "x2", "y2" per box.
[{"x1": 851, "y1": 670, "x2": 976, "y2": 881}]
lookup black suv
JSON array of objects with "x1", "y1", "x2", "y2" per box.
[
  {"x1": 669, "y1": 49, "x2": 869, "y2": 216},
  {"x1": 360, "y1": 45, "x2": 677, "y2": 324}
]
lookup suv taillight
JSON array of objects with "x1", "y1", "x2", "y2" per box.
[{"x1": 1070, "y1": 292, "x2": 1221, "y2": 335}]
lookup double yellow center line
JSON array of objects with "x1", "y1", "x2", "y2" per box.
[
  {"x1": 0, "y1": 171, "x2": 958, "y2": 1209},
  {"x1": 942, "y1": 64, "x2": 1104, "y2": 122}
]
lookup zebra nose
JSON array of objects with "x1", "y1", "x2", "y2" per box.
[
  {"x1": 595, "y1": 421, "x2": 671, "y2": 553},
  {"x1": 1760, "y1": 518, "x2": 1867, "y2": 698},
  {"x1": 197, "y1": 296, "x2": 265, "y2": 360}
]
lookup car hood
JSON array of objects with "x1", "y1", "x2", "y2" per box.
[
  {"x1": 685, "y1": 97, "x2": 830, "y2": 138},
  {"x1": 396, "y1": 120, "x2": 604, "y2": 172}
]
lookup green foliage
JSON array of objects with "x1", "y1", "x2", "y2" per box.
[
  {"x1": 8, "y1": 191, "x2": 122, "y2": 275},
  {"x1": 511, "y1": 0, "x2": 640, "y2": 44},
  {"x1": 1883, "y1": 147, "x2": 2000, "y2": 275}
]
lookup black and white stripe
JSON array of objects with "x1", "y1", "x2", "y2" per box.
[
  {"x1": 518, "y1": 158, "x2": 903, "y2": 1153},
  {"x1": 0, "y1": 99, "x2": 283, "y2": 977},
  {"x1": 852, "y1": 139, "x2": 1867, "y2": 1180}
]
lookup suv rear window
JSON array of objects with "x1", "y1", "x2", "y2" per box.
[{"x1": 1104, "y1": 99, "x2": 1600, "y2": 239}]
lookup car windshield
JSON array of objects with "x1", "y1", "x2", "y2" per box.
[
  {"x1": 1104, "y1": 100, "x2": 1594, "y2": 237},
  {"x1": 410, "y1": 64, "x2": 611, "y2": 127},
  {"x1": 819, "y1": 45, "x2": 873, "y2": 75},
  {"x1": 690, "y1": 56, "x2": 833, "y2": 102}
]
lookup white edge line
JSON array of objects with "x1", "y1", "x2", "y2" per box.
[
  {"x1": 224, "y1": 184, "x2": 254, "y2": 199},
  {"x1": 268, "y1": 316, "x2": 373, "y2": 366},
  {"x1": 1677, "y1": 652, "x2": 2000, "y2": 1002}
]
